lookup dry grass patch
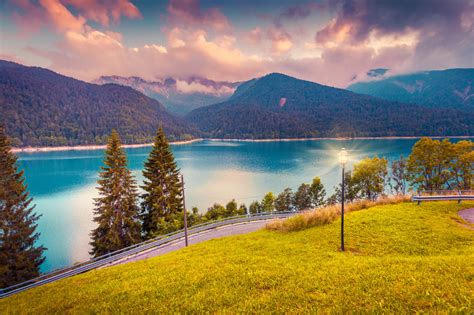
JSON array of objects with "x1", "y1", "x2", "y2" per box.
[{"x1": 266, "y1": 195, "x2": 412, "y2": 232}]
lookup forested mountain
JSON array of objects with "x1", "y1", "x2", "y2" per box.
[
  {"x1": 187, "y1": 73, "x2": 474, "y2": 139},
  {"x1": 94, "y1": 75, "x2": 238, "y2": 116},
  {"x1": 0, "y1": 60, "x2": 196, "y2": 147},
  {"x1": 347, "y1": 69, "x2": 474, "y2": 109}
]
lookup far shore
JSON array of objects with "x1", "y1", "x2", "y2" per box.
[
  {"x1": 12, "y1": 138, "x2": 204, "y2": 153},
  {"x1": 12, "y1": 135, "x2": 473, "y2": 153}
]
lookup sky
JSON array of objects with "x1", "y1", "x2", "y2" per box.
[{"x1": 1, "y1": 0, "x2": 473, "y2": 88}]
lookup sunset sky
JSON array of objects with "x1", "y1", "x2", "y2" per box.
[{"x1": 1, "y1": 0, "x2": 473, "y2": 87}]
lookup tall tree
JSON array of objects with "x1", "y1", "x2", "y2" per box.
[
  {"x1": 407, "y1": 138, "x2": 453, "y2": 192},
  {"x1": 204, "y1": 203, "x2": 226, "y2": 220},
  {"x1": 450, "y1": 140, "x2": 474, "y2": 190},
  {"x1": 90, "y1": 130, "x2": 141, "y2": 257},
  {"x1": 261, "y1": 192, "x2": 275, "y2": 212},
  {"x1": 249, "y1": 201, "x2": 262, "y2": 214},
  {"x1": 309, "y1": 177, "x2": 326, "y2": 207},
  {"x1": 390, "y1": 156, "x2": 408, "y2": 195},
  {"x1": 327, "y1": 171, "x2": 358, "y2": 205},
  {"x1": 238, "y1": 204, "x2": 248, "y2": 215},
  {"x1": 351, "y1": 157, "x2": 388, "y2": 200},
  {"x1": 0, "y1": 126, "x2": 45, "y2": 287},
  {"x1": 141, "y1": 128, "x2": 183, "y2": 238},
  {"x1": 294, "y1": 183, "x2": 312, "y2": 211},
  {"x1": 225, "y1": 199, "x2": 238, "y2": 216},
  {"x1": 275, "y1": 188, "x2": 294, "y2": 212}
]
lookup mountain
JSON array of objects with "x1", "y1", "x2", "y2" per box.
[
  {"x1": 186, "y1": 73, "x2": 473, "y2": 139},
  {"x1": 0, "y1": 60, "x2": 196, "y2": 147},
  {"x1": 347, "y1": 69, "x2": 474, "y2": 109},
  {"x1": 93, "y1": 75, "x2": 239, "y2": 116}
]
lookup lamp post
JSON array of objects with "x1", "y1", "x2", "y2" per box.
[{"x1": 339, "y1": 148, "x2": 348, "y2": 252}]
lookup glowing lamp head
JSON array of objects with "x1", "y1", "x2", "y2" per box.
[{"x1": 339, "y1": 148, "x2": 348, "y2": 166}]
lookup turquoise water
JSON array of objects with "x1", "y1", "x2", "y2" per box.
[{"x1": 15, "y1": 138, "x2": 466, "y2": 272}]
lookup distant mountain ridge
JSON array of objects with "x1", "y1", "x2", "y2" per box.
[
  {"x1": 0, "y1": 60, "x2": 196, "y2": 147},
  {"x1": 347, "y1": 68, "x2": 474, "y2": 109},
  {"x1": 93, "y1": 75, "x2": 239, "y2": 116},
  {"x1": 187, "y1": 73, "x2": 473, "y2": 139}
]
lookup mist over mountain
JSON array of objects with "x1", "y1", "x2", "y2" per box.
[
  {"x1": 347, "y1": 69, "x2": 474, "y2": 109},
  {"x1": 0, "y1": 60, "x2": 196, "y2": 147},
  {"x1": 187, "y1": 73, "x2": 473, "y2": 139},
  {"x1": 94, "y1": 75, "x2": 239, "y2": 116}
]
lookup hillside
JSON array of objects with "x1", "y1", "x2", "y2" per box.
[
  {"x1": 0, "y1": 60, "x2": 196, "y2": 147},
  {"x1": 347, "y1": 68, "x2": 474, "y2": 109},
  {"x1": 94, "y1": 75, "x2": 238, "y2": 116},
  {"x1": 1, "y1": 201, "x2": 473, "y2": 312},
  {"x1": 186, "y1": 73, "x2": 474, "y2": 139}
]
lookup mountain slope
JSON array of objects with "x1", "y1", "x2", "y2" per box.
[
  {"x1": 187, "y1": 73, "x2": 473, "y2": 139},
  {"x1": 0, "y1": 60, "x2": 196, "y2": 146},
  {"x1": 347, "y1": 68, "x2": 474, "y2": 109},
  {"x1": 94, "y1": 75, "x2": 238, "y2": 116}
]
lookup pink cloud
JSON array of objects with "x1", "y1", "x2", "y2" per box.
[
  {"x1": 267, "y1": 27, "x2": 293, "y2": 54},
  {"x1": 9, "y1": 0, "x2": 141, "y2": 35},
  {"x1": 167, "y1": 0, "x2": 230, "y2": 31},
  {"x1": 64, "y1": 0, "x2": 141, "y2": 26}
]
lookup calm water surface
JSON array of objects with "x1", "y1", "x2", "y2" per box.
[{"x1": 16, "y1": 138, "x2": 467, "y2": 272}]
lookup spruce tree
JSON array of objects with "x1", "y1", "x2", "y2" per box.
[
  {"x1": 90, "y1": 130, "x2": 141, "y2": 257},
  {"x1": 0, "y1": 126, "x2": 45, "y2": 287},
  {"x1": 141, "y1": 128, "x2": 183, "y2": 238}
]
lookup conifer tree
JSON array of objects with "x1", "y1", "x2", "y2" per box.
[
  {"x1": 90, "y1": 130, "x2": 141, "y2": 257},
  {"x1": 141, "y1": 128, "x2": 183, "y2": 238},
  {"x1": 0, "y1": 126, "x2": 45, "y2": 287}
]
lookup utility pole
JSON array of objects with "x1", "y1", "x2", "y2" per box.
[
  {"x1": 181, "y1": 174, "x2": 189, "y2": 247},
  {"x1": 339, "y1": 148, "x2": 348, "y2": 252}
]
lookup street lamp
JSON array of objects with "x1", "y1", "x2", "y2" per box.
[{"x1": 338, "y1": 148, "x2": 348, "y2": 252}]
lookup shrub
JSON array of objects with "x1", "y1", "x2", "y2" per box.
[{"x1": 266, "y1": 195, "x2": 411, "y2": 232}]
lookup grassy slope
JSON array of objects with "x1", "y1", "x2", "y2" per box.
[{"x1": 2, "y1": 201, "x2": 473, "y2": 313}]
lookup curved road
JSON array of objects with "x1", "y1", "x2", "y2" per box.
[
  {"x1": 459, "y1": 208, "x2": 474, "y2": 224},
  {"x1": 106, "y1": 219, "x2": 276, "y2": 267}
]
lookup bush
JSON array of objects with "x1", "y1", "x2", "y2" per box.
[{"x1": 266, "y1": 195, "x2": 411, "y2": 232}]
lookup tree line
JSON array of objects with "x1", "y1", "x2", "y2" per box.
[{"x1": 1, "y1": 130, "x2": 472, "y2": 288}]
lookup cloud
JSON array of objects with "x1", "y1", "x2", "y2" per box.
[
  {"x1": 167, "y1": 0, "x2": 230, "y2": 31},
  {"x1": 9, "y1": 0, "x2": 141, "y2": 34},
  {"x1": 64, "y1": 0, "x2": 141, "y2": 26},
  {"x1": 275, "y1": 2, "x2": 323, "y2": 28},
  {"x1": 314, "y1": 0, "x2": 474, "y2": 73},
  {"x1": 267, "y1": 28, "x2": 293, "y2": 54},
  {"x1": 6, "y1": 0, "x2": 474, "y2": 90},
  {"x1": 175, "y1": 79, "x2": 235, "y2": 95}
]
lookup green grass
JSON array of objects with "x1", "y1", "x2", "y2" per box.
[{"x1": 2, "y1": 201, "x2": 474, "y2": 313}]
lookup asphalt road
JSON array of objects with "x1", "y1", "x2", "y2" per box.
[
  {"x1": 459, "y1": 208, "x2": 474, "y2": 224},
  {"x1": 106, "y1": 219, "x2": 276, "y2": 267}
]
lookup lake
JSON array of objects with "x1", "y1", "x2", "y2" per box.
[{"x1": 15, "y1": 138, "x2": 466, "y2": 272}]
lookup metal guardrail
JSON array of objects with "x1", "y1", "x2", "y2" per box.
[
  {"x1": 412, "y1": 190, "x2": 474, "y2": 204},
  {"x1": 0, "y1": 211, "x2": 298, "y2": 298}
]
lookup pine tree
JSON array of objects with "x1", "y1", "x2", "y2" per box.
[
  {"x1": 90, "y1": 130, "x2": 141, "y2": 257},
  {"x1": 141, "y1": 128, "x2": 183, "y2": 238},
  {"x1": 0, "y1": 126, "x2": 45, "y2": 287}
]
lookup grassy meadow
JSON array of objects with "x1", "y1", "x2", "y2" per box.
[{"x1": 2, "y1": 201, "x2": 473, "y2": 313}]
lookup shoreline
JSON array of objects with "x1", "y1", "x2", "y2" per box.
[
  {"x1": 12, "y1": 138, "x2": 204, "y2": 153},
  {"x1": 12, "y1": 135, "x2": 473, "y2": 153}
]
